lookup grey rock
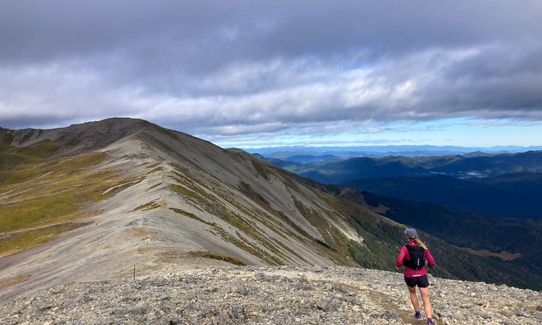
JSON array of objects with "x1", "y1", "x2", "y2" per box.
[
  {"x1": 36, "y1": 303, "x2": 53, "y2": 312},
  {"x1": 235, "y1": 285, "x2": 255, "y2": 296},
  {"x1": 316, "y1": 297, "x2": 339, "y2": 313},
  {"x1": 380, "y1": 310, "x2": 401, "y2": 321},
  {"x1": 437, "y1": 308, "x2": 454, "y2": 318},
  {"x1": 128, "y1": 304, "x2": 148, "y2": 316},
  {"x1": 227, "y1": 305, "x2": 246, "y2": 320},
  {"x1": 1, "y1": 266, "x2": 541, "y2": 325}
]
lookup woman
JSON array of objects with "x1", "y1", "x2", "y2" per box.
[{"x1": 395, "y1": 228, "x2": 436, "y2": 325}]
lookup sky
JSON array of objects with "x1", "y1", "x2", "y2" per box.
[{"x1": 0, "y1": 0, "x2": 541, "y2": 148}]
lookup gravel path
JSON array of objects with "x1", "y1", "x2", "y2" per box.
[{"x1": 1, "y1": 265, "x2": 541, "y2": 324}]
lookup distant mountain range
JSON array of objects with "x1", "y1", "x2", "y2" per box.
[
  {"x1": 260, "y1": 151, "x2": 542, "y2": 219},
  {"x1": 248, "y1": 145, "x2": 542, "y2": 160},
  {"x1": 267, "y1": 151, "x2": 542, "y2": 182},
  {"x1": 259, "y1": 148, "x2": 542, "y2": 289},
  {"x1": 345, "y1": 173, "x2": 542, "y2": 219}
]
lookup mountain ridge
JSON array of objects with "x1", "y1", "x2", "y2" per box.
[
  {"x1": 0, "y1": 118, "x2": 398, "y2": 300},
  {"x1": 1, "y1": 118, "x2": 540, "y2": 307}
]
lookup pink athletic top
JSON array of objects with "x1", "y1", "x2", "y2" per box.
[{"x1": 395, "y1": 239, "x2": 436, "y2": 278}]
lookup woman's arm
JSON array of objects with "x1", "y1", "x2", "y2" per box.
[
  {"x1": 425, "y1": 249, "x2": 436, "y2": 268},
  {"x1": 395, "y1": 246, "x2": 408, "y2": 269}
]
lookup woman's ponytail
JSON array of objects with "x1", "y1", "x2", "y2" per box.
[{"x1": 414, "y1": 238, "x2": 428, "y2": 250}]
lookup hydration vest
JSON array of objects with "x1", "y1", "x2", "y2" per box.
[{"x1": 404, "y1": 244, "x2": 426, "y2": 270}]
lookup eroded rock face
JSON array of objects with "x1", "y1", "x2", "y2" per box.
[{"x1": 1, "y1": 265, "x2": 541, "y2": 325}]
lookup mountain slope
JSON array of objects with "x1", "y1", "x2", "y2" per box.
[
  {"x1": 343, "y1": 174, "x2": 542, "y2": 219},
  {"x1": 1, "y1": 118, "x2": 540, "y2": 302},
  {"x1": 355, "y1": 191, "x2": 542, "y2": 275},
  {"x1": 291, "y1": 179, "x2": 542, "y2": 290},
  {"x1": 0, "y1": 118, "x2": 411, "y2": 300}
]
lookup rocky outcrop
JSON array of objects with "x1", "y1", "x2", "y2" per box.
[{"x1": 1, "y1": 265, "x2": 540, "y2": 324}]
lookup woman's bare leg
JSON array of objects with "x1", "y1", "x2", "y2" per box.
[
  {"x1": 419, "y1": 286, "x2": 433, "y2": 319},
  {"x1": 408, "y1": 286, "x2": 421, "y2": 312}
]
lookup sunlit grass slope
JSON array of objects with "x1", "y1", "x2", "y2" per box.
[{"x1": 0, "y1": 138, "x2": 127, "y2": 257}]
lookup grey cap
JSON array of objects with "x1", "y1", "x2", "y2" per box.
[{"x1": 405, "y1": 228, "x2": 418, "y2": 239}]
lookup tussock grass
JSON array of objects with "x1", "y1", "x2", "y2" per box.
[
  {"x1": 0, "y1": 223, "x2": 86, "y2": 257},
  {"x1": 170, "y1": 208, "x2": 214, "y2": 226},
  {"x1": 0, "y1": 131, "x2": 15, "y2": 146},
  {"x1": 0, "y1": 274, "x2": 31, "y2": 290},
  {"x1": 0, "y1": 150, "x2": 130, "y2": 255},
  {"x1": 0, "y1": 140, "x2": 60, "y2": 172},
  {"x1": 293, "y1": 198, "x2": 352, "y2": 265},
  {"x1": 238, "y1": 182, "x2": 270, "y2": 206},
  {"x1": 251, "y1": 160, "x2": 269, "y2": 180},
  {"x1": 190, "y1": 251, "x2": 246, "y2": 266},
  {"x1": 0, "y1": 152, "x2": 116, "y2": 233},
  {"x1": 131, "y1": 201, "x2": 161, "y2": 212}
]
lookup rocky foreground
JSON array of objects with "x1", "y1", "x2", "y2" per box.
[{"x1": 1, "y1": 265, "x2": 541, "y2": 325}]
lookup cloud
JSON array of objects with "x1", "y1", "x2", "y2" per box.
[{"x1": 0, "y1": 0, "x2": 541, "y2": 142}]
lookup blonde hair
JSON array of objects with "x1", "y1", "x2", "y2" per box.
[{"x1": 413, "y1": 238, "x2": 427, "y2": 250}]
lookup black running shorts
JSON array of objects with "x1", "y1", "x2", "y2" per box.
[{"x1": 404, "y1": 275, "x2": 429, "y2": 288}]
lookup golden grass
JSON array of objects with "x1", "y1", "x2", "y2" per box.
[
  {"x1": 0, "y1": 152, "x2": 121, "y2": 234},
  {"x1": 170, "y1": 208, "x2": 214, "y2": 226},
  {"x1": 0, "y1": 274, "x2": 31, "y2": 290},
  {"x1": 189, "y1": 251, "x2": 246, "y2": 266},
  {"x1": 0, "y1": 149, "x2": 132, "y2": 255},
  {"x1": 130, "y1": 200, "x2": 161, "y2": 212},
  {"x1": 0, "y1": 223, "x2": 86, "y2": 257},
  {"x1": 0, "y1": 140, "x2": 60, "y2": 173}
]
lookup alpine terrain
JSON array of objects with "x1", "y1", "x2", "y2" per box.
[{"x1": 0, "y1": 118, "x2": 540, "y2": 324}]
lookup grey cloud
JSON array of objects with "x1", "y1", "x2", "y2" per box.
[
  {"x1": 2, "y1": 1, "x2": 539, "y2": 68},
  {"x1": 0, "y1": 0, "x2": 541, "y2": 138}
]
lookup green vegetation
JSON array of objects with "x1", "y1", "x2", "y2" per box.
[
  {"x1": 189, "y1": 251, "x2": 246, "y2": 266},
  {"x1": 274, "y1": 210, "x2": 311, "y2": 239},
  {"x1": 169, "y1": 177, "x2": 288, "y2": 265},
  {"x1": 210, "y1": 186, "x2": 311, "y2": 264},
  {"x1": 222, "y1": 191, "x2": 315, "y2": 264},
  {"x1": 219, "y1": 210, "x2": 285, "y2": 265},
  {"x1": 315, "y1": 238, "x2": 336, "y2": 251},
  {"x1": 131, "y1": 200, "x2": 161, "y2": 212},
  {"x1": 0, "y1": 130, "x2": 15, "y2": 146},
  {"x1": 168, "y1": 184, "x2": 203, "y2": 201},
  {"x1": 334, "y1": 188, "x2": 542, "y2": 289},
  {"x1": 0, "y1": 152, "x2": 117, "y2": 233},
  {"x1": 333, "y1": 195, "x2": 409, "y2": 271},
  {"x1": 345, "y1": 174, "x2": 542, "y2": 219},
  {"x1": 238, "y1": 182, "x2": 270, "y2": 206},
  {"x1": 0, "y1": 223, "x2": 85, "y2": 257},
  {"x1": 146, "y1": 183, "x2": 162, "y2": 191},
  {"x1": 0, "y1": 145, "x2": 132, "y2": 256},
  {"x1": 170, "y1": 208, "x2": 214, "y2": 227},
  {"x1": 293, "y1": 198, "x2": 355, "y2": 264},
  {"x1": 0, "y1": 140, "x2": 60, "y2": 172},
  {"x1": 20, "y1": 132, "x2": 33, "y2": 144},
  {"x1": 251, "y1": 160, "x2": 269, "y2": 180}
]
